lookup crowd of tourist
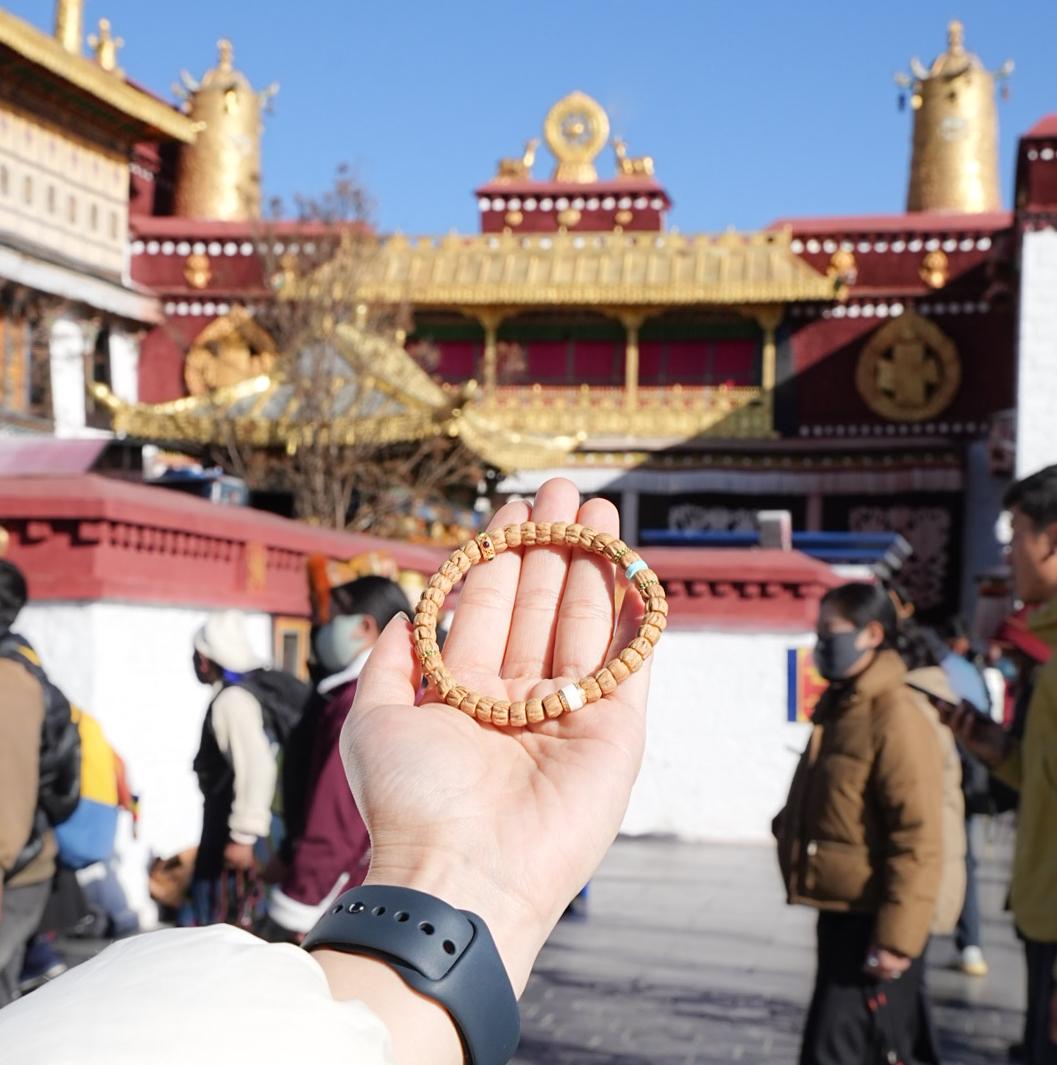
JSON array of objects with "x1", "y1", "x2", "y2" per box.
[{"x1": 0, "y1": 468, "x2": 1056, "y2": 1064}]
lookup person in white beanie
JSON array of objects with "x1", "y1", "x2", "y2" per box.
[{"x1": 189, "y1": 611, "x2": 275, "y2": 925}]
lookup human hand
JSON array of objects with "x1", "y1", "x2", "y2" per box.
[
  {"x1": 223, "y1": 840, "x2": 256, "y2": 871},
  {"x1": 337, "y1": 478, "x2": 651, "y2": 994},
  {"x1": 864, "y1": 944, "x2": 912, "y2": 981},
  {"x1": 946, "y1": 704, "x2": 1009, "y2": 768}
]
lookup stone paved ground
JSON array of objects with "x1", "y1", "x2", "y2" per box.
[{"x1": 515, "y1": 825, "x2": 1024, "y2": 1065}]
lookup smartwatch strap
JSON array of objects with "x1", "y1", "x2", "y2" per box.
[{"x1": 303, "y1": 885, "x2": 520, "y2": 1065}]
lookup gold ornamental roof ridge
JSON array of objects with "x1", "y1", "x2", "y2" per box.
[
  {"x1": 0, "y1": 9, "x2": 196, "y2": 143},
  {"x1": 346, "y1": 223, "x2": 834, "y2": 307}
]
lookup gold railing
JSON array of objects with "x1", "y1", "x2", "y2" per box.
[{"x1": 478, "y1": 383, "x2": 774, "y2": 439}]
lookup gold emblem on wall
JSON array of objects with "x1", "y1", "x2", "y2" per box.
[
  {"x1": 855, "y1": 311, "x2": 961, "y2": 422},
  {"x1": 184, "y1": 307, "x2": 276, "y2": 395},
  {"x1": 919, "y1": 249, "x2": 950, "y2": 289},
  {"x1": 544, "y1": 91, "x2": 610, "y2": 183},
  {"x1": 183, "y1": 253, "x2": 212, "y2": 289}
]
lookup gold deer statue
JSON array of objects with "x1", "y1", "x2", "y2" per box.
[
  {"x1": 612, "y1": 137, "x2": 655, "y2": 178},
  {"x1": 495, "y1": 138, "x2": 539, "y2": 181}
]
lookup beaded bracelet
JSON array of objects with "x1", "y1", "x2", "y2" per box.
[{"x1": 411, "y1": 523, "x2": 667, "y2": 728}]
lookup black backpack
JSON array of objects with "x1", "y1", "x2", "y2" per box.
[
  {"x1": 236, "y1": 669, "x2": 311, "y2": 747},
  {"x1": 1, "y1": 633, "x2": 82, "y2": 877}
]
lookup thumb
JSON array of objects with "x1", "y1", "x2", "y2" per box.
[{"x1": 352, "y1": 612, "x2": 420, "y2": 714}]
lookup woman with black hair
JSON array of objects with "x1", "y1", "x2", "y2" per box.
[
  {"x1": 264, "y1": 576, "x2": 411, "y2": 941},
  {"x1": 775, "y1": 582, "x2": 944, "y2": 1065}
]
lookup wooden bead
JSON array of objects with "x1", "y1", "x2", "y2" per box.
[
  {"x1": 413, "y1": 611, "x2": 436, "y2": 627},
  {"x1": 607, "y1": 658, "x2": 630, "y2": 683},
  {"x1": 621, "y1": 550, "x2": 641, "y2": 569},
  {"x1": 413, "y1": 625, "x2": 434, "y2": 642},
  {"x1": 437, "y1": 674, "x2": 456, "y2": 697},
  {"x1": 429, "y1": 573, "x2": 453, "y2": 593},
  {"x1": 580, "y1": 676, "x2": 603, "y2": 703},
  {"x1": 445, "y1": 686, "x2": 468, "y2": 708},
  {"x1": 551, "y1": 521, "x2": 568, "y2": 544},
  {"x1": 542, "y1": 693, "x2": 564, "y2": 718},
  {"x1": 509, "y1": 700, "x2": 528, "y2": 726},
  {"x1": 564, "y1": 523, "x2": 584, "y2": 546},
  {"x1": 475, "y1": 696, "x2": 495, "y2": 723},
  {"x1": 534, "y1": 522, "x2": 552, "y2": 545},
  {"x1": 579, "y1": 528, "x2": 597, "y2": 550},
  {"x1": 629, "y1": 637, "x2": 653, "y2": 661},
  {"x1": 459, "y1": 692, "x2": 480, "y2": 717},
  {"x1": 451, "y1": 550, "x2": 472, "y2": 574},
  {"x1": 521, "y1": 521, "x2": 537, "y2": 545},
  {"x1": 526, "y1": 698, "x2": 545, "y2": 724},
  {"x1": 463, "y1": 539, "x2": 482, "y2": 564},
  {"x1": 440, "y1": 561, "x2": 461, "y2": 583},
  {"x1": 643, "y1": 611, "x2": 667, "y2": 631},
  {"x1": 491, "y1": 700, "x2": 510, "y2": 726},
  {"x1": 595, "y1": 667, "x2": 617, "y2": 694},
  {"x1": 646, "y1": 596, "x2": 668, "y2": 616},
  {"x1": 416, "y1": 639, "x2": 440, "y2": 658},
  {"x1": 620, "y1": 647, "x2": 643, "y2": 673},
  {"x1": 502, "y1": 524, "x2": 522, "y2": 548},
  {"x1": 423, "y1": 587, "x2": 445, "y2": 607},
  {"x1": 639, "y1": 623, "x2": 662, "y2": 645}
]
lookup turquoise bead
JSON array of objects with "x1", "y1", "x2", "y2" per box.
[{"x1": 625, "y1": 559, "x2": 648, "y2": 580}]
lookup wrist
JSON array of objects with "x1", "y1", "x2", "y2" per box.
[{"x1": 364, "y1": 844, "x2": 549, "y2": 995}]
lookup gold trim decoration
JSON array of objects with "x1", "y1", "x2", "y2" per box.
[
  {"x1": 612, "y1": 137, "x2": 655, "y2": 179},
  {"x1": 855, "y1": 311, "x2": 961, "y2": 422},
  {"x1": 88, "y1": 18, "x2": 123, "y2": 76},
  {"x1": 919, "y1": 249, "x2": 949, "y2": 289},
  {"x1": 334, "y1": 228, "x2": 835, "y2": 309},
  {"x1": 494, "y1": 138, "x2": 538, "y2": 183},
  {"x1": 183, "y1": 253, "x2": 212, "y2": 289},
  {"x1": 0, "y1": 10, "x2": 196, "y2": 142},
  {"x1": 544, "y1": 91, "x2": 610, "y2": 183},
  {"x1": 183, "y1": 307, "x2": 276, "y2": 396}
]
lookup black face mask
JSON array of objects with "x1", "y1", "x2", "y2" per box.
[{"x1": 813, "y1": 630, "x2": 867, "y2": 681}]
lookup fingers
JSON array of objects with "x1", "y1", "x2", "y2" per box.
[
  {"x1": 352, "y1": 613, "x2": 419, "y2": 714},
  {"x1": 502, "y1": 479, "x2": 581, "y2": 678},
  {"x1": 553, "y1": 496, "x2": 619, "y2": 678},
  {"x1": 442, "y1": 498, "x2": 530, "y2": 678}
]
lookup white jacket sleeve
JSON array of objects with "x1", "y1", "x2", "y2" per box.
[
  {"x1": 211, "y1": 686, "x2": 277, "y2": 841},
  {"x1": 0, "y1": 926, "x2": 395, "y2": 1065}
]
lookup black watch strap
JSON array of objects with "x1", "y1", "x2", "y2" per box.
[{"x1": 303, "y1": 885, "x2": 520, "y2": 1065}]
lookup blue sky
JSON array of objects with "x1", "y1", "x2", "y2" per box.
[{"x1": 10, "y1": 1, "x2": 1055, "y2": 233}]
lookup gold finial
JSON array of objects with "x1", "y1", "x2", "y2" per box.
[
  {"x1": 899, "y1": 21, "x2": 1011, "y2": 213},
  {"x1": 947, "y1": 19, "x2": 965, "y2": 56},
  {"x1": 54, "y1": 0, "x2": 83, "y2": 54},
  {"x1": 494, "y1": 138, "x2": 539, "y2": 182},
  {"x1": 543, "y1": 92, "x2": 610, "y2": 183},
  {"x1": 88, "y1": 19, "x2": 125, "y2": 76},
  {"x1": 173, "y1": 38, "x2": 277, "y2": 220}
]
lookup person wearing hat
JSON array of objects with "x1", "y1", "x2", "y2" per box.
[{"x1": 190, "y1": 611, "x2": 275, "y2": 925}]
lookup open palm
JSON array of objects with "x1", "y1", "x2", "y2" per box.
[{"x1": 340, "y1": 479, "x2": 651, "y2": 991}]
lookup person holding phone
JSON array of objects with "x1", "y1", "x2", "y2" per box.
[
  {"x1": 950, "y1": 465, "x2": 1057, "y2": 1065},
  {"x1": 775, "y1": 582, "x2": 944, "y2": 1065}
]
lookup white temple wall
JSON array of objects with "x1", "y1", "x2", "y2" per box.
[
  {"x1": 1016, "y1": 228, "x2": 1057, "y2": 477},
  {"x1": 624, "y1": 627, "x2": 812, "y2": 844}
]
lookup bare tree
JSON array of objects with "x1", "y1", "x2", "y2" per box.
[{"x1": 200, "y1": 165, "x2": 486, "y2": 535}]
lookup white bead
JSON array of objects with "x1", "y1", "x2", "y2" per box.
[{"x1": 559, "y1": 683, "x2": 585, "y2": 712}]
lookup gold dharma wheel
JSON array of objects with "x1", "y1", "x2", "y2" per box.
[{"x1": 544, "y1": 91, "x2": 610, "y2": 183}]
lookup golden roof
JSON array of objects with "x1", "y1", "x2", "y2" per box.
[
  {"x1": 339, "y1": 227, "x2": 835, "y2": 309},
  {"x1": 0, "y1": 9, "x2": 196, "y2": 143},
  {"x1": 92, "y1": 322, "x2": 582, "y2": 470}
]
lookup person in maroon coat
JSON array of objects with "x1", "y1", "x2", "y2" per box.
[{"x1": 265, "y1": 577, "x2": 411, "y2": 940}]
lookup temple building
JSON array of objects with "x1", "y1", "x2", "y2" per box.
[
  {"x1": 3, "y1": 7, "x2": 1055, "y2": 619},
  {"x1": 0, "y1": 0, "x2": 195, "y2": 435}
]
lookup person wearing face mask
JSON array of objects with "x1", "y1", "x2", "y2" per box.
[
  {"x1": 263, "y1": 576, "x2": 411, "y2": 942},
  {"x1": 775, "y1": 582, "x2": 944, "y2": 1065}
]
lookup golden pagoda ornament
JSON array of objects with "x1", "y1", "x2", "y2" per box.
[
  {"x1": 898, "y1": 20, "x2": 1012, "y2": 213},
  {"x1": 544, "y1": 91, "x2": 610, "y2": 183}
]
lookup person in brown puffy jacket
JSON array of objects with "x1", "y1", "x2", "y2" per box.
[{"x1": 775, "y1": 582, "x2": 944, "y2": 1065}]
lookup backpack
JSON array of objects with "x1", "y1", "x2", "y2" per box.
[
  {"x1": 236, "y1": 669, "x2": 311, "y2": 747},
  {"x1": 1, "y1": 633, "x2": 82, "y2": 877}
]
